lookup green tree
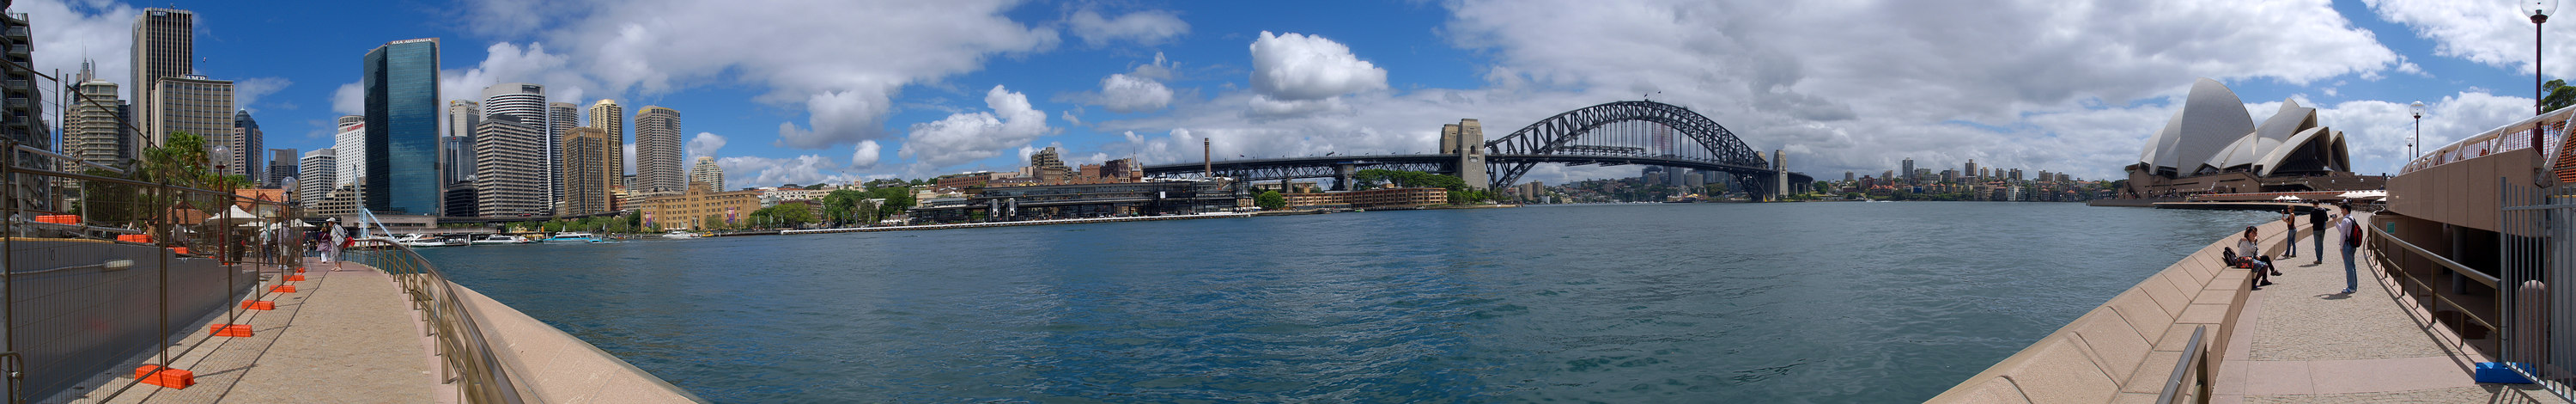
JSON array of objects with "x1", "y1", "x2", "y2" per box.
[
  {"x1": 821, "y1": 189, "x2": 867, "y2": 225},
  {"x1": 2549, "y1": 79, "x2": 2576, "y2": 113},
  {"x1": 702, "y1": 215, "x2": 724, "y2": 230},
  {"x1": 1255, "y1": 190, "x2": 1286, "y2": 210},
  {"x1": 750, "y1": 204, "x2": 814, "y2": 228}
]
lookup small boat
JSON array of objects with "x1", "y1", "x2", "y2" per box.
[
  {"x1": 393, "y1": 234, "x2": 467, "y2": 248},
  {"x1": 661, "y1": 230, "x2": 702, "y2": 239},
  {"x1": 470, "y1": 235, "x2": 533, "y2": 245},
  {"x1": 540, "y1": 232, "x2": 598, "y2": 242}
]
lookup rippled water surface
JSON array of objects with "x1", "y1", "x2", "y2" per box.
[{"x1": 419, "y1": 202, "x2": 2270, "y2": 402}]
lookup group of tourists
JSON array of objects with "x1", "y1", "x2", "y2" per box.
[
  {"x1": 2232, "y1": 201, "x2": 2364, "y2": 293},
  {"x1": 306, "y1": 217, "x2": 349, "y2": 271}
]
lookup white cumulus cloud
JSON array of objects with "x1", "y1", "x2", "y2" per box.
[
  {"x1": 1249, "y1": 31, "x2": 1388, "y2": 101},
  {"x1": 1066, "y1": 9, "x2": 1189, "y2": 47},
  {"x1": 1096, "y1": 73, "x2": 1173, "y2": 113},
  {"x1": 718, "y1": 155, "x2": 850, "y2": 187},
  {"x1": 851, "y1": 140, "x2": 884, "y2": 168},
  {"x1": 686, "y1": 132, "x2": 727, "y2": 161},
  {"x1": 897, "y1": 85, "x2": 1052, "y2": 168},
  {"x1": 232, "y1": 77, "x2": 293, "y2": 113}
]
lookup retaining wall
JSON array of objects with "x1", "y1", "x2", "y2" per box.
[
  {"x1": 1925, "y1": 219, "x2": 2293, "y2": 402},
  {"x1": 453, "y1": 284, "x2": 705, "y2": 403}
]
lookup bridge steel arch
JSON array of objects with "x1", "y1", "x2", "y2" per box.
[{"x1": 1480, "y1": 101, "x2": 1774, "y2": 193}]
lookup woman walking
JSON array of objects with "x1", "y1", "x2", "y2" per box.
[{"x1": 321, "y1": 218, "x2": 346, "y2": 271}]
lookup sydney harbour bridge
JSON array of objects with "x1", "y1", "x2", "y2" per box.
[{"x1": 1140, "y1": 100, "x2": 1814, "y2": 199}]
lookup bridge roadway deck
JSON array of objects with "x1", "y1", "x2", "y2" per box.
[
  {"x1": 57, "y1": 257, "x2": 446, "y2": 404},
  {"x1": 2210, "y1": 213, "x2": 2557, "y2": 402}
]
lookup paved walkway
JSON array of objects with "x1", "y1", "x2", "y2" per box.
[
  {"x1": 58, "y1": 258, "x2": 444, "y2": 404},
  {"x1": 2213, "y1": 214, "x2": 2561, "y2": 403}
]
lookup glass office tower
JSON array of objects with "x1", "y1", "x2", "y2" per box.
[{"x1": 363, "y1": 38, "x2": 440, "y2": 215}]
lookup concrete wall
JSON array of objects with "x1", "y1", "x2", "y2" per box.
[
  {"x1": 452, "y1": 283, "x2": 705, "y2": 403},
  {"x1": 2387, "y1": 148, "x2": 2540, "y2": 233},
  {"x1": 1926, "y1": 220, "x2": 2289, "y2": 403}
]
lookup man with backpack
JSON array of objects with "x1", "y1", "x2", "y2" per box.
[{"x1": 2334, "y1": 203, "x2": 2363, "y2": 294}]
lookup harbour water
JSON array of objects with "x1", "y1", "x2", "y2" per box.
[{"x1": 420, "y1": 202, "x2": 2273, "y2": 402}]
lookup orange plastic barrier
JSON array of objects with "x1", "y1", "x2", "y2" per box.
[
  {"x1": 118, "y1": 234, "x2": 152, "y2": 243},
  {"x1": 209, "y1": 324, "x2": 252, "y2": 337},
  {"x1": 167, "y1": 247, "x2": 189, "y2": 254},
  {"x1": 241, "y1": 301, "x2": 275, "y2": 310},
  {"x1": 285, "y1": 275, "x2": 305, "y2": 282},
  {"x1": 270, "y1": 285, "x2": 296, "y2": 293},
  {"x1": 134, "y1": 365, "x2": 194, "y2": 389},
  {"x1": 34, "y1": 215, "x2": 76, "y2": 224}
]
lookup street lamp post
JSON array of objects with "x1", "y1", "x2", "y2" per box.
[
  {"x1": 2410, "y1": 101, "x2": 2427, "y2": 167},
  {"x1": 2533, "y1": 1, "x2": 2561, "y2": 115}
]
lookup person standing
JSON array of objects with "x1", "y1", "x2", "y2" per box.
[
  {"x1": 2335, "y1": 204, "x2": 2363, "y2": 294},
  {"x1": 2281, "y1": 206, "x2": 2299, "y2": 258},
  {"x1": 322, "y1": 218, "x2": 346, "y2": 271},
  {"x1": 2307, "y1": 201, "x2": 2330, "y2": 264}
]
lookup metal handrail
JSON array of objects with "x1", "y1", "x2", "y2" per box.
[
  {"x1": 2361, "y1": 217, "x2": 2502, "y2": 342},
  {"x1": 348, "y1": 238, "x2": 528, "y2": 403},
  {"x1": 2155, "y1": 325, "x2": 2209, "y2": 404},
  {"x1": 2365, "y1": 218, "x2": 2500, "y2": 287}
]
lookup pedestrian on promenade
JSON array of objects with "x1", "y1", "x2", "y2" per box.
[
  {"x1": 2237, "y1": 226, "x2": 2276, "y2": 290},
  {"x1": 2281, "y1": 206, "x2": 2300, "y2": 258},
  {"x1": 2308, "y1": 201, "x2": 2330, "y2": 264},
  {"x1": 2335, "y1": 204, "x2": 2363, "y2": 294},
  {"x1": 322, "y1": 218, "x2": 345, "y2": 271}
]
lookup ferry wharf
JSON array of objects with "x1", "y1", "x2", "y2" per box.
[{"x1": 1928, "y1": 213, "x2": 2561, "y2": 403}]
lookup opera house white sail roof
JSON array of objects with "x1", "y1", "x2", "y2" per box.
[{"x1": 2134, "y1": 78, "x2": 2350, "y2": 179}]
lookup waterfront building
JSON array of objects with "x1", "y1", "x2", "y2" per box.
[
  {"x1": 586, "y1": 99, "x2": 624, "y2": 181},
  {"x1": 937, "y1": 172, "x2": 1012, "y2": 189},
  {"x1": 230, "y1": 110, "x2": 262, "y2": 179},
  {"x1": 2123, "y1": 78, "x2": 2378, "y2": 198},
  {"x1": 547, "y1": 101, "x2": 579, "y2": 210},
  {"x1": 298, "y1": 149, "x2": 335, "y2": 211},
  {"x1": 1902, "y1": 158, "x2": 1915, "y2": 182},
  {"x1": 446, "y1": 100, "x2": 479, "y2": 186},
  {"x1": 1964, "y1": 159, "x2": 1978, "y2": 181},
  {"x1": 560, "y1": 126, "x2": 616, "y2": 216},
  {"x1": 910, "y1": 179, "x2": 1242, "y2": 223},
  {"x1": 64, "y1": 63, "x2": 130, "y2": 169},
  {"x1": 332, "y1": 115, "x2": 365, "y2": 187},
  {"x1": 364, "y1": 38, "x2": 441, "y2": 216},
  {"x1": 314, "y1": 185, "x2": 362, "y2": 217},
  {"x1": 131, "y1": 8, "x2": 191, "y2": 149},
  {"x1": 634, "y1": 106, "x2": 683, "y2": 194},
  {"x1": 635, "y1": 182, "x2": 762, "y2": 230},
  {"x1": 151, "y1": 76, "x2": 231, "y2": 159},
  {"x1": 265, "y1": 148, "x2": 296, "y2": 187},
  {"x1": 473, "y1": 115, "x2": 548, "y2": 217},
  {"x1": 690, "y1": 156, "x2": 724, "y2": 192},
  {"x1": 1029, "y1": 147, "x2": 1069, "y2": 183},
  {"x1": 444, "y1": 182, "x2": 478, "y2": 217}
]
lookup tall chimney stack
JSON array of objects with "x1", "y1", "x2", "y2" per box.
[{"x1": 1203, "y1": 138, "x2": 1212, "y2": 179}]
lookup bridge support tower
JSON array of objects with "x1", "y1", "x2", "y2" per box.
[{"x1": 1334, "y1": 163, "x2": 1357, "y2": 192}]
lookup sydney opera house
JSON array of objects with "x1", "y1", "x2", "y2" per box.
[{"x1": 2120, "y1": 78, "x2": 2385, "y2": 199}]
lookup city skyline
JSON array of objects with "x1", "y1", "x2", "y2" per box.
[{"x1": 5, "y1": 0, "x2": 2573, "y2": 188}]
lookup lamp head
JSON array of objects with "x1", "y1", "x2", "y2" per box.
[
  {"x1": 2533, "y1": 0, "x2": 2561, "y2": 21},
  {"x1": 2410, "y1": 101, "x2": 2427, "y2": 117}
]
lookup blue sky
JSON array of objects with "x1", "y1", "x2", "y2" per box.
[{"x1": 8, "y1": 0, "x2": 2573, "y2": 187}]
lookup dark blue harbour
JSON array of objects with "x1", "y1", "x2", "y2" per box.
[{"x1": 422, "y1": 203, "x2": 2269, "y2": 402}]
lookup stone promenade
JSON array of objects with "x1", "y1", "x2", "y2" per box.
[
  {"x1": 2214, "y1": 213, "x2": 2560, "y2": 403},
  {"x1": 53, "y1": 258, "x2": 444, "y2": 404}
]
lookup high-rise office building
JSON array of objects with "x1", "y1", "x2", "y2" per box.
[
  {"x1": 131, "y1": 8, "x2": 191, "y2": 150},
  {"x1": 363, "y1": 38, "x2": 440, "y2": 216},
  {"x1": 151, "y1": 76, "x2": 232, "y2": 162},
  {"x1": 547, "y1": 101, "x2": 579, "y2": 211},
  {"x1": 231, "y1": 110, "x2": 263, "y2": 179},
  {"x1": 333, "y1": 115, "x2": 365, "y2": 187},
  {"x1": 474, "y1": 115, "x2": 547, "y2": 217},
  {"x1": 1964, "y1": 159, "x2": 1978, "y2": 181},
  {"x1": 446, "y1": 100, "x2": 479, "y2": 186},
  {"x1": 586, "y1": 99, "x2": 624, "y2": 182},
  {"x1": 5, "y1": 12, "x2": 50, "y2": 211},
  {"x1": 298, "y1": 149, "x2": 336, "y2": 211},
  {"x1": 560, "y1": 126, "x2": 615, "y2": 216},
  {"x1": 265, "y1": 148, "x2": 296, "y2": 188},
  {"x1": 1901, "y1": 158, "x2": 1915, "y2": 182},
  {"x1": 480, "y1": 83, "x2": 546, "y2": 121},
  {"x1": 690, "y1": 156, "x2": 723, "y2": 192},
  {"x1": 64, "y1": 61, "x2": 130, "y2": 168},
  {"x1": 634, "y1": 106, "x2": 683, "y2": 194}
]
